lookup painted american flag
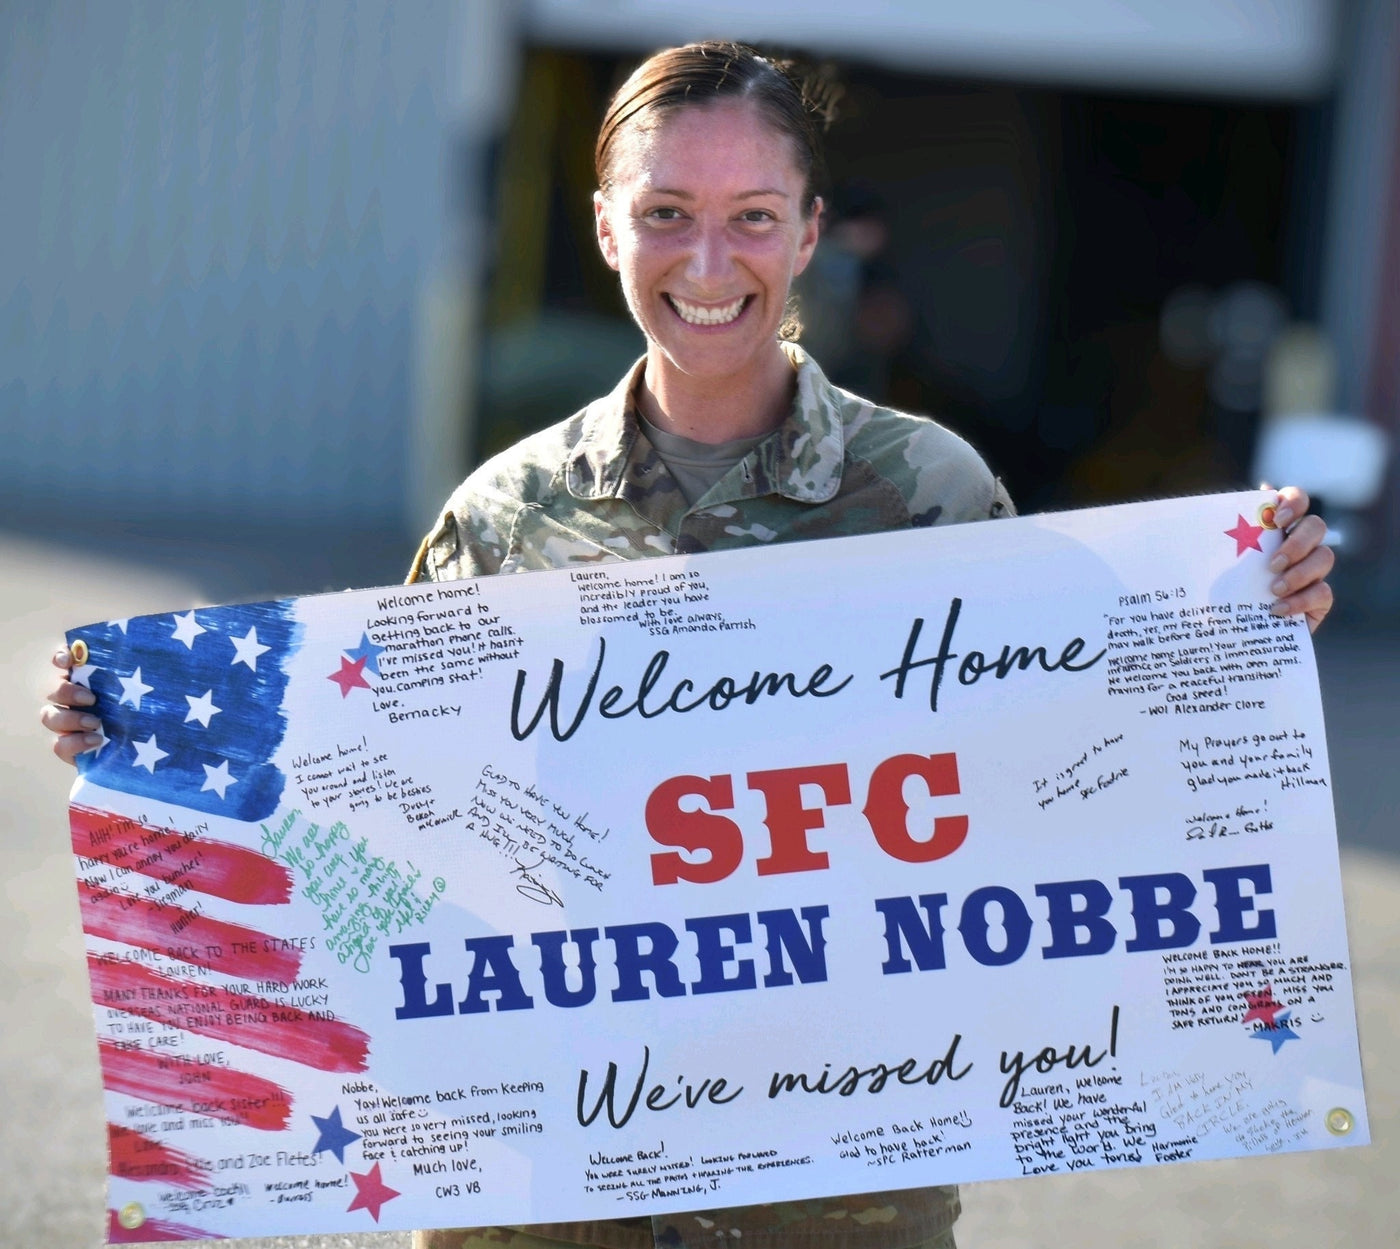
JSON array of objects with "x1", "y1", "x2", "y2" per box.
[{"x1": 67, "y1": 602, "x2": 383, "y2": 1241}]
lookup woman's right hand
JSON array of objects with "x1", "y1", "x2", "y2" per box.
[{"x1": 41, "y1": 647, "x2": 105, "y2": 765}]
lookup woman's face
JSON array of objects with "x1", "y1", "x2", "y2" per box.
[{"x1": 594, "y1": 99, "x2": 821, "y2": 388}]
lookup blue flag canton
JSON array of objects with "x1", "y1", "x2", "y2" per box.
[{"x1": 68, "y1": 599, "x2": 302, "y2": 822}]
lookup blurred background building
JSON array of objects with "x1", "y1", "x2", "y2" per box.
[{"x1": 1, "y1": 0, "x2": 1396, "y2": 608}]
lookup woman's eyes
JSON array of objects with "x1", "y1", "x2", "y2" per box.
[{"x1": 641, "y1": 206, "x2": 779, "y2": 225}]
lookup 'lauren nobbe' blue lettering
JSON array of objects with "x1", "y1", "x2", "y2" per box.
[
  {"x1": 685, "y1": 907, "x2": 833, "y2": 993},
  {"x1": 390, "y1": 866, "x2": 1276, "y2": 1017},
  {"x1": 388, "y1": 907, "x2": 831, "y2": 1019},
  {"x1": 532, "y1": 928, "x2": 601, "y2": 1008},
  {"x1": 687, "y1": 914, "x2": 757, "y2": 994},
  {"x1": 879, "y1": 597, "x2": 1106, "y2": 713},
  {"x1": 876, "y1": 862, "x2": 1276, "y2": 971},
  {"x1": 390, "y1": 941, "x2": 453, "y2": 1019},
  {"x1": 957, "y1": 886, "x2": 1035, "y2": 967},
  {"x1": 1119, "y1": 871, "x2": 1201, "y2": 952},
  {"x1": 1036, "y1": 879, "x2": 1117, "y2": 958},
  {"x1": 1202, "y1": 863, "x2": 1278, "y2": 942},
  {"x1": 756, "y1": 906, "x2": 830, "y2": 987},
  {"x1": 458, "y1": 936, "x2": 535, "y2": 1013},
  {"x1": 874, "y1": 894, "x2": 950, "y2": 972},
  {"x1": 608, "y1": 922, "x2": 687, "y2": 1002}
]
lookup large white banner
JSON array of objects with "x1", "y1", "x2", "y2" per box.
[{"x1": 67, "y1": 491, "x2": 1367, "y2": 1241}]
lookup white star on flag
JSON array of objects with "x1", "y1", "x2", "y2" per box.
[
  {"x1": 230, "y1": 627, "x2": 271, "y2": 671},
  {"x1": 184, "y1": 689, "x2": 221, "y2": 727},
  {"x1": 118, "y1": 668, "x2": 154, "y2": 710},
  {"x1": 200, "y1": 760, "x2": 238, "y2": 798},
  {"x1": 71, "y1": 662, "x2": 99, "y2": 689},
  {"x1": 131, "y1": 735, "x2": 169, "y2": 772},
  {"x1": 170, "y1": 611, "x2": 207, "y2": 649},
  {"x1": 86, "y1": 724, "x2": 110, "y2": 757},
  {"x1": 108, "y1": 619, "x2": 129, "y2": 633}
]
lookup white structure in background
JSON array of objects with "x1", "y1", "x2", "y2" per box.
[
  {"x1": 408, "y1": 0, "x2": 518, "y2": 539},
  {"x1": 1254, "y1": 326, "x2": 1392, "y2": 552},
  {"x1": 526, "y1": 0, "x2": 1337, "y2": 96},
  {"x1": 1253, "y1": 413, "x2": 1390, "y2": 548}
]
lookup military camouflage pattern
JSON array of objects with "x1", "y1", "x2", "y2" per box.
[
  {"x1": 411, "y1": 1202, "x2": 959, "y2": 1249},
  {"x1": 407, "y1": 344, "x2": 1004, "y2": 1247},
  {"x1": 409, "y1": 344, "x2": 1012, "y2": 584}
]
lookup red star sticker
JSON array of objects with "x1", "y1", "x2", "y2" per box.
[
  {"x1": 346, "y1": 1161, "x2": 400, "y2": 1222},
  {"x1": 1242, "y1": 984, "x2": 1286, "y2": 1027},
  {"x1": 1225, "y1": 514, "x2": 1265, "y2": 556},
  {"x1": 328, "y1": 654, "x2": 371, "y2": 697}
]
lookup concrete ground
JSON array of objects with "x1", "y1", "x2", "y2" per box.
[{"x1": 1, "y1": 524, "x2": 1394, "y2": 1249}]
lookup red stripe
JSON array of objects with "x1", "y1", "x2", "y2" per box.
[
  {"x1": 90, "y1": 956, "x2": 370, "y2": 1074},
  {"x1": 98, "y1": 1039, "x2": 293, "y2": 1131},
  {"x1": 78, "y1": 880, "x2": 301, "y2": 984},
  {"x1": 72, "y1": 805, "x2": 292, "y2": 905},
  {"x1": 106, "y1": 1209, "x2": 222, "y2": 1242},
  {"x1": 107, "y1": 1124, "x2": 211, "y2": 1190}
]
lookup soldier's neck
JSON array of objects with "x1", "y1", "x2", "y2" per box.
[{"x1": 639, "y1": 344, "x2": 796, "y2": 445}]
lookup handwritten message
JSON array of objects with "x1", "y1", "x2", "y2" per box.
[
  {"x1": 1103, "y1": 597, "x2": 1303, "y2": 716},
  {"x1": 465, "y1": 764, "x2": 612, "y2": 903},
  {"x1": 261, "y1": 810, "x2": 445, "y2": 973},
  {"x1": 569, "y1": 566, "x2": 756, "y2": 637}
]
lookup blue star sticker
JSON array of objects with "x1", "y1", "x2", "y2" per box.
[
  {"x1": 311, "y1": 1105, "x2": 362, "y2": 1163},
  {"x1": 1251, "y1": 1011, "x2": 1300, "y2": 1054},
  {"x1": 345, "y1": 632, "x2": 387, "y2": 677}
]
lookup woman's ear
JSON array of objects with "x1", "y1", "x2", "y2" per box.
[
  {"x1": 792, "y1": 195, "x2": 823, "y2": 278},
  {"x1": 594, "y1": 191, "x2": 621, "y2": 271}
]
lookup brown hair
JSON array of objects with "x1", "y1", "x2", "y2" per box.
[{"x1": 595, "y1": 41, "x2": 839, "y2": 218}]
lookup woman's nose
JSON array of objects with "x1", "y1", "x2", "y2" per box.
[{"x1": 685, "y1": 221, "x2": 734, "y2": 287}]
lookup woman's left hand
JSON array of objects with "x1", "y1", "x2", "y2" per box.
[{"x1": 1267, "y1": 486, "x2": 1335, "y2": 634}]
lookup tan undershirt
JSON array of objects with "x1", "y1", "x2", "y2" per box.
[{"x1": 639, "y1": 415, "x2": 765, "y2": 506}]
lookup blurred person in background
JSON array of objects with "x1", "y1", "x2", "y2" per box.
[{"x1": 42, "y1": 40, "x2": 1335, "y2": 1249}]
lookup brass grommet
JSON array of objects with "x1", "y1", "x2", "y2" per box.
[
  {"x1": 117, "y1": 1201, "x2": 146, "y2": 1229},
  {"x1": 1325, "y1": 1107, "x2": 1355, "y2": 1136},
  {"x1": 70, "y1": 638, "x2": 89, "y2": 666}
]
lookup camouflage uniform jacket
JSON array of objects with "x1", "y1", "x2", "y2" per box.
[
  {"x1": 408, "y1": 344, "x2": 1012, "y2": 1249},
  {"x1": 411, "y1": 343, "x2": 1011, "y2": 584}
]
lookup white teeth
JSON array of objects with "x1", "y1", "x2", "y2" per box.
[{"x1": 669, "y1": 295, "x2": 746, "y2": 325}]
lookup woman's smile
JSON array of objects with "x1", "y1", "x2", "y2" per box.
[{"x1": 665, "y1": 294, "x2": 751, "y2": 326}]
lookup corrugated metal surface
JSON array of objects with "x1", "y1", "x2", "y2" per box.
[{"x1": 0, "y1": 0, "x2": 458, "y2": 531}]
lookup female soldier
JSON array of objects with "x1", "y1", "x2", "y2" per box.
[{"x1": 45, "y1": 40, "x2": 1335, "y2": 1249}]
